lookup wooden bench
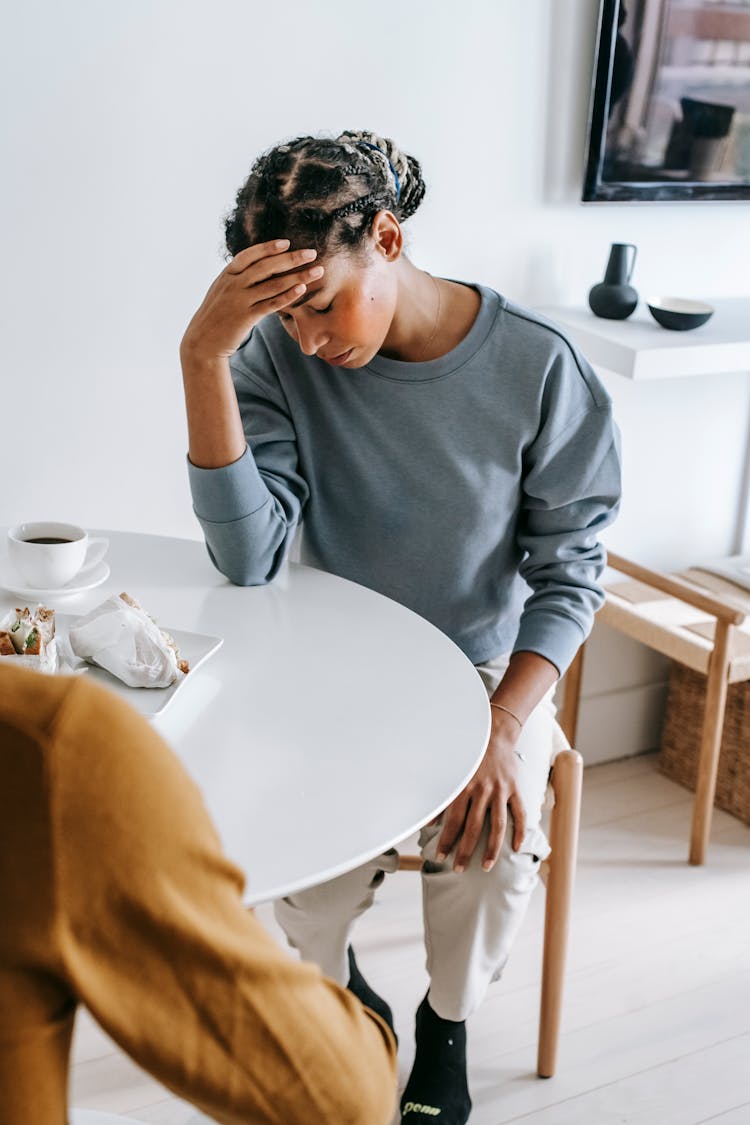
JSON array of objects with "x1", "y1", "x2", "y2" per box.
[{"x1": 560, "y1": 551, "x2": 750, "y2": 865}]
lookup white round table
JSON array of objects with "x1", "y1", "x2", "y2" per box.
[{"x1": 0, "y1": 531, "x2": 490, "y2": 904}]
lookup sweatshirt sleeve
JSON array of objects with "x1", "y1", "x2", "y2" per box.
[
  {"x1": 513, "y1": 347, "x2": 621, "y2": 675},
  {"x1": 51, "y1": 676, "x2": 397, "y2": 1125},
  {"x1": 188, "y1": 330, "x2": 309, "y2": 585}
]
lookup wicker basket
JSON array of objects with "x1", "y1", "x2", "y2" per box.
[{"x1": 660, "y1": 661, "x2": 750, "y2": 826}]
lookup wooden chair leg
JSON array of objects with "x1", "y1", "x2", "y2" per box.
[
  {"x1": 537, "y1": 748, "x2": 583, "y2": 1079},
  {"x1": 397, "y1": 854, "x2": 423, "y2": 872},
  {"x1": 689, "y1": 621, "x2": 733, "y2": 866},
  {"x1": 559, "y1": 643, "x2": 585, "y2": 747}
]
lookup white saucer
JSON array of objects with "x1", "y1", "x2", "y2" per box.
[{"x1": 0, "y1": 560, "x2": 111, "y2": 601}]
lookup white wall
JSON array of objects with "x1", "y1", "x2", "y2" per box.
[{"x1": 2, "y1": 0, "x2": 749, "y2": 759}]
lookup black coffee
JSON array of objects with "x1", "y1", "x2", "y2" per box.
[{"x1": 24, "y1": 536, "x2": 74, "y2": 545}]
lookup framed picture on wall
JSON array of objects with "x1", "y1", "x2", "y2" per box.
[{"x1": 583, "y1": 0, "x2": 750, "y2": 201}]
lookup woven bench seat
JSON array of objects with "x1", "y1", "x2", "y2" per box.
[{"x1": 602, "y1": 570, "x2": 750, "y2": 682}]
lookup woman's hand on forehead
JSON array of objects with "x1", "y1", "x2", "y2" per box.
[
  {"x1": 181, "y1": 239, "x2": 324, "y2": 362},
  {"x1": 228, "y1": 239, "x2": 319, "y2": 279}
]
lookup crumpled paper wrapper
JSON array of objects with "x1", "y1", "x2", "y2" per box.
[{"x1": 68, "y1": 594, "x2": 185, "y2": 689}]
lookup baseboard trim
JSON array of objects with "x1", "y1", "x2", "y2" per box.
[{"x1": 573, "y1": 680, "x2": 669, "y2": 765}]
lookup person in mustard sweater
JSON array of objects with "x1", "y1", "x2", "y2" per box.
[{"x1": 0, "y1": 663, "x2": 397, "y2": 1125}]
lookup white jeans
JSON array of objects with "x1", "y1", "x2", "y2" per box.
[{"x1": 274, "y1": 654, "x2": 561, "y2": 1021}]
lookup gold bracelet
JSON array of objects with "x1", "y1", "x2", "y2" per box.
[{"x1": 489, "y1": 701, "x2": 524, "y2": 730}]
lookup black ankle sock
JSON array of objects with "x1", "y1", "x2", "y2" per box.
[
  {"x1": 346, "y1": 945, "x2": 398, "y2": 1044},
  {"x1": 400, "y1": 994, "x2": 471, "y2": 1124}
]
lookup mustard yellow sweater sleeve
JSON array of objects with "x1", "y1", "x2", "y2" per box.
[{"x1": 0, "y1": 666, "x2": 397, "y2": 1125}]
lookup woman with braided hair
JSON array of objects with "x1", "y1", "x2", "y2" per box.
[{"x1": 181, "y1": 129, "x2": 621, "y2": 1124}]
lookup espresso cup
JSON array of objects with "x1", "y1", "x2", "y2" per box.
[{"x1": 7, "y1": 522, "x2": 109, "y2": 589}]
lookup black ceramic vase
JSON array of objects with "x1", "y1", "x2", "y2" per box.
[{"x1": 588, "y1": 243, "x2": 638, "y2": 320}]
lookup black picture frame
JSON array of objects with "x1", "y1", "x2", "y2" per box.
[{"x1": 582, "y1": 0, "x2": 750, "y2": 201}]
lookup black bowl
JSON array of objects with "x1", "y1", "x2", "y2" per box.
[{"x1": 646, "y1": 297, "x2": 714, "y2": 332}]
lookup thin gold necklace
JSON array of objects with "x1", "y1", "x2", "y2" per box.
[{"x1": 418, "y1": 274, "x2": 442, "y2": 361}]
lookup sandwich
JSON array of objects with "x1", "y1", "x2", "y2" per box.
[{"x1": 0, "y1": 606, "x2": 57, "y2": 670}]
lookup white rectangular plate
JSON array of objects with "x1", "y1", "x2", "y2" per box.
[{"x1": 56, "y1": 613, "x2": 223, "y2": 718}]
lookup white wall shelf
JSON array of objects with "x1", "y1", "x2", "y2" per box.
[{"x1": 536, "y1": 299, "x2": 750, "y2": 381}]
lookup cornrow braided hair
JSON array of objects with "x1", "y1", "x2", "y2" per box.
[{"x1": 224, "y1": 130, "x2": 426, "y2": 258}]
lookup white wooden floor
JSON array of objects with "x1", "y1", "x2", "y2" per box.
[{"x1": 70, "y1": 753, "x2": 750, "y2": 1125}]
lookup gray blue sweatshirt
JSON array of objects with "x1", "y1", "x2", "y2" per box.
[{"x1": 188, "y1": 284, "x2": 621, "y2": 675}]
